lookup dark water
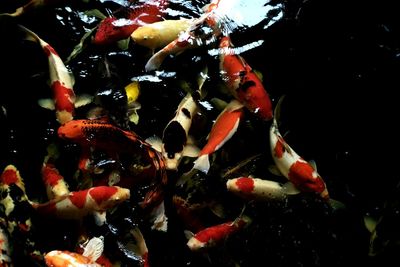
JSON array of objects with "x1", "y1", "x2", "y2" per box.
[{"x1": 1, "y1": 0, "x2": 400, "y2": 266}]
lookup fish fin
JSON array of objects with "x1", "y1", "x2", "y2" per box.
[
  {"x1": 74, "y1": 94, "x2": 93, "y2": 108},
  {"x1": 273, "y1": 95, "x2": 286, "y2": 126},
  {"x1": 86, "y1": 107, "x2": 108, "y2": 120},
  {"x1": 66, "y1": 26, "x2": 97, "y2": 63},
  {"x1": 130, "y1": 227, "x2": 148, "y2": 256},
  {"x1": 92, "y1": 211, "x2": 107, "y2": 226},
  {"x1": 282, "y1": 182, "x2": 301, "y2": 195},
  {"x1": 145, "y1": 50, "x2": 167, "y2": 72},
  {"x1": 308, "y1": 160, "x2": 317, "y2": 171},
  {"x1": 117, "y1": 37, "x2": 130, "y2": 50},
  {"x1": 38, "y1": 98, "x2": 55, "y2": 110},
  {"x1": 182, "y1": 144, "x2": 200, "y2": 158},
  {"x1": 268, "y1": 165, "x2": 282, "y2": 176},
  {"x1": 145, "y1": 136, "x2": 163, "y2": 152},
  {"x1": 125, "y1": 81, "x2": 140, "y2": 103},
  {"x1": 210, "y1": 97, "x2": 228, "y2": 111},
  {"x1": 364, "y1": 216, "x2": 377, "y2": 233},
  {"x1": 193, "y1": 154, "x2": 210, "y2": 174},
  {"x1": 82, "y1": 236, "x2": 104, "y2": 262},
  {"x1": 83, "y1": 9, "x2": 107, "y2": 20},
  {"x1": 209, "y1": 202, "x2": 225, "y2": 218},
  {"x1": 149, "y1": 201, "x2": 168, "y2": 232},
  {"x1": 329, "y1": 198, "x2": 346, "y2": 211},
  {"x1": 44, "y1": 143, "x2": 60, "y2": 163},
  {"x1": 225, "y1": 99, "x2": 245, "y2": 112},
  {"x1": 184, "y1": 230, "x2": 194, "y2": 240},
  {"x1": 176, "y1": 168, "x2": 197, "y2": 186},
  {"x1": 253, "y1": 69, "x2": 263, "y2": 81},
  {"x1": 128, "y1": 110, "x2": 140, "y2": 124}
]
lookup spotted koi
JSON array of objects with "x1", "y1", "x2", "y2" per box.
[
  {"x1": 41, "y1": 162, "x2": 69, "y2": 199},
  {"x1": 0, "y1": 225, "x2": 12, "y2": 267},
  {"x1": 219, "y1": 36, "x2": 273, "y2": 120},
  {"x1": 193, "y1": 99, "x2": 244, "y2": 174}
]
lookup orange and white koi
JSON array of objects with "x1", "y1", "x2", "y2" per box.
[
  {"x1": 226, "y1": 177, "x2": 300, "y2": 201},
  {"x1": 269, "y1": 97, "x2": 329, "y2": 200},
  {"x1": 93, "y1": 0, "x2": 169, "y2": 45},
  {"x1": 146, "y1": 93, "x2": 200, "y2": 170},
  {"x1": 219, "y1": 36, "x2": 273, "y2": 121},
  {"x1": 45, "y1": 236, "x2": 104, "y2": 267},
  {"x1": 131, "y1": 18, "x2": 193, "y2": 52},
  {"x1": 32, "y1": 186, "x2": 130, "y2": 220},
  {"x1": 144, "y1": 0, "x2": 224, "y2": 71},
  {"x1": 19, "y1": 26, "x2": 77, "y2": 124},
  {"x1": 186, "y1": 215, "x2": 251, "y2": 251},
  {"x1": 193, "y1": 99, "x2": 244, "y2": 174},
  {"x1": 0, "y1": 226, "x2": 12, "y2": 267}
]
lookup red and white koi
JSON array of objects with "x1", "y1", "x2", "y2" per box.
[
  {"x1": 45, "y1": 236, "x2": 104, "y2": 267},
  {"x1": 186, "y1": 215, "x2": 251, "y2": 251},
  {"x1": 226, "y1": 177, "x2": 300, "y2": 201},
  {"x1": 93, "y1": 0, "x2": 169, "y2": 45},
  {"x1": 20, "y1": 26, "x2": 78, "y2": 124},
  {"x1": 269, "y1": 97, "x2": 329, "y2": 200},
  {"x1": 32, "y1": 186, "x2": 130, "y2": 220},
  {"x1": 219, "y1": 36, "x2": 273, "y2": 120},
  {"x1": 172, "y1": 195, "x2": 206, "y2": 232},
  {"x1": 147, "y1": 93, "x2": 200, "y2": 170},
  {"x1": 193, "y1": 99, "x2": 244, "y2": 174},
  {"x1": 131, "y1": 18, "x2": 194, "y2": 52}
]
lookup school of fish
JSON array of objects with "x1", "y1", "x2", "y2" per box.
[{"x1": 0, "y1": 0, "x2": 356, "y2": 266}]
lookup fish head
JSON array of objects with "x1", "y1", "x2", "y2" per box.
[
  {"x1": 45, "y1": 250, "x2": 94, "y2": 266},
  {"x1": 58, "y1": 120, "x2": 85, "y2": 141},
  {"x1": 131, "y1": 26, "x2": 157, "y2": 49},
  {"x1": 93, "y1": 17, "x2": 137, "y2": 45}
]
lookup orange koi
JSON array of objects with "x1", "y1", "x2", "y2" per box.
[
  {"x1": 219, "y1": 36, "x2": 273, "y2": 121},
  {"x1": 193, "y1": 99, "x2": 244, "y2": 174},
  {"x1": 58, "y1": 119, "x2": 167, "y2": 209}
]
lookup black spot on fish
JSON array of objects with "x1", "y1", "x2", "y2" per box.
[
  {"x1": 163, "y1": 121, "x2": 186, "y2": 156},
  {"x1": 241, "y1": 81, "x2": 256, "y2": 92},
  {"x1": 181, "y1": 108, "x2": 191, "y2": 119}
]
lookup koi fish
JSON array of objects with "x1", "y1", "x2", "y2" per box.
[
  {"x1": 219, "y1": 36, "x2": 273, "y2": 121},
  {"x1": 45, "y1": 236, "x2": 104, "y2": 267},
  {"x1": 131, "y1": 18, "x2": 193, "y2": 52},
  {"x1": 146, "y1": 93, "x2": 200, "y2": 170},
  {"x1": 19, "y1": 26, "x2": 89, "y2": 124},
  {"x1": 269, "y1": 97, "x2": 329, "y2": 201},
  {"x1": 226, "y1": 177, "x2": 300, "y2": 201},
  {"x1": 93, "y1": 0, "x2": 168, "y2": 45},
  {"x1": 58, "y1": 119, "x2": 167, "y2": 209},
  {"x1": 144, "y1": 0, "x2": 224, "y2": 71},
  {"x1": 32, "y1": 186, "x2": 130, "y2": 220},
  {"x1": 193, "y1": 99, "x2": 244, "y2": 174},
  {"x1": 186, "y1": 215, "x2": 251, "y2": 251},
  {"x1": 0, "y1": 226, "x2": 12, "y2": 267}
]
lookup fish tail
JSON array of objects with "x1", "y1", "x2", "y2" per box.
[
  {"x1": 145, "y1": 49, "x2": 167, "y2": 72},
  {"x1": 193, "y1": 154, "x2": 210, "y2": 174}
]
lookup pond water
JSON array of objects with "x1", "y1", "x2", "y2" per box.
[{"x1": 1, "y1": 0, "x2": 400, "y2": 266}]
